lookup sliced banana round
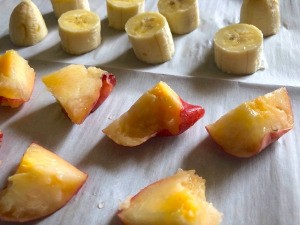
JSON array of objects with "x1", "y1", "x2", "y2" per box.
[
  {"x1": 51, "y1": 0, "x2": 90, "y2": 18},
  {"x1": 158, "y1": 0, "x2": 200, "y2": 34},
  {"x1": 240, "y1": 0, "x2": 280, "y2": 36},
  {"x1": 106, "y1": 0, "x2": 145, "y2": 30},
  {"x1": 125, "y1": 12, "x2": 175, "y2": 64},
  {"x1": 58, "y1": 9, "x2": 101, "y2": 55},
  {"x1": 9, "y1": 0, "x2": 48, "y2": 46},
  {"x1": 214, "y1": 23, "x2": 263, "y2": 75}
]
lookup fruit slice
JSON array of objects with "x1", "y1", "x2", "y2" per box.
[
  {"x1": 118, "y1": 170, "x2": 222, "y2": 225},
  {"x1": 0, "y1": 143, "x2": 87, "y2": 222},
  {"x1": 125, "y1": 12, "x2": 175, "y2": 64},
  {"x1": 240, "y1": 0, "x2": 280, "y2": 36},
  {"x1": 103, "y1": 81, "x2": 204, "y2": 146},
  {"x1": 51, "y1": 0, "x2": 90, "y2": 18},
  {"x1": 0, "y1": 50, "x2": 35, "y2": 108},
  {"x1": 206, "y1": 87, "x2": 294, "y2": 158},
  {"x1": 58, "y1": 9, "x2": 101, "y2": 55},
  {"x1": 106, "y1": 0, "x2": 145, "y2": 30},
  {"x1": 214, "y1": 23, "x2": 263, "y2": 75},
  {"x1": 42, "y1": 64, "x2": 116, "y2": 124},
  {"x1": 158, "y1": 0, "x2": 200, "y2": 34},
  {"x1": 9, "y1": 0, "x2": 48, "y2": 46}
]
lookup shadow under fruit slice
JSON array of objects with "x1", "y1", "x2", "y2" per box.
[
  {"x1": 42, "y1": 64, "x2": 116, "y2": 124},
  {"x1": 206, "y1": 87, "x2": 294, "y2": 158},
  {"x1": 0, "y1": 143, "x2": 87, "y2": 222},
  {"x1": 118, "y1": 170, "x2": 222, "y2": 225},
  {"x1": 103, "y1": 81, "x2": 205, "y2": 146}
]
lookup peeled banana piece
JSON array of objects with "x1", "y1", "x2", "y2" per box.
[
  {"x1": 51, "y1": 0, "x2": 90, "y2": 18},
  {"x1": 125, "y1": 12, "x2": 175, "y2": 64},
  {"x1": 240, "y1": 0, "x2": 280, "y2": 36},
  {"x1": 214, "y1": 23, "x2": 263, "y2": 75},
  {"x1": 106, "y1": 0, "x2": 145, "y2": 30},
  {"x1": 58, "y1": 9, "x2": 101, "y2": 55},
  {"x1": 9, "y1": 0, "x2": 48, "y2": 46},
  {"x1": 158, "y1": 0, "x2": 200, "y2": 34}
]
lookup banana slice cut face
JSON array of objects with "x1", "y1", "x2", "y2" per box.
[
  {"x1": 106, "y1": 0, "x2": 145, "y2": 30},
  {"x1": 58, "y1": 9, "x2": 101, "y2": 55},
  {"x1": 240, "y1": 0, "x2": 280, "y2": 36},
  {"x1": 9, "y1": 0, "x2": 48, "y2": 46},
  {"x1": 158, "y1": 0, "x2": 200, "y2": 34},
  {"x1": 125, "y1": 12, "x2": 175, "y2": 64},
  {"x1": 214, "y1": 23, "x2": 263, "y2": 75},
  {"x1": 51, "y1": 0, "x2": 90, "y2": 18}
]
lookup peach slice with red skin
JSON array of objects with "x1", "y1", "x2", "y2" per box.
[
  {"x1": 0, "y1": 130, "x2": 3, "y2": 143},
  {"x1": 206, "y1": 87, "x2": 294, "y2": 158},
  {"x1": 118, "y1": 170, "x2": 222, "y2": 225},
  {"x1": 42, "y1": 64, "x2": 116, "y2": 124},
  {"x1": 0, "y1": 143, "x2": 87, "y2": 222},
  {"x1": 0, "y1": 50, "x2": 35, "y2": 108},
  {"x1": 103, "y1": 81, "x2": 205, "y2": 146}
]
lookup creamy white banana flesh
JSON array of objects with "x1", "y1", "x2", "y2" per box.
[
  {"x1": 9, "y1": 0, "x2": 48, "y2": 46},
  {"x1": 58, "y1": 9, "x2": 101, "y2": 55},
  {"x1": 214, "y1": 23, "x2": 263, "y2": 75},
  {"x1": 158, "y1": 0, "x2": 200, "y2": 34},
  {"x1": 125, "y1": 12, "x2": 175, "y2": 64},
  {"x1": 51, "y1": 0, "x2": 90, "y2": 18},
  {"x1": 106, "y1": 0, "x2": 145, "y2": 30},
  {"x1": 240, "y1": 0, "x2": 280, "y2": 36}
]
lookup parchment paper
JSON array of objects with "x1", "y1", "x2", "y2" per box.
[{"x1": 0, "y1": 1, "x2": 299, "y2": 225}]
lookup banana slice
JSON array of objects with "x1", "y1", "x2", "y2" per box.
[
  {"x1": 158, "y1": 0, "x2": 200, "y2": 34},
  {"x1": 51, "y1": 0, "x2": 90, "y2": 18},
  {"x1": 240, "y1": 0, "x2": 280, "y2": 36},
  {"x1": 9, "y1": 0, "x2": 48, "y2": 46},
  {"x1": 58, "y1": 9, "x2": 101, "y2": 55},
  {"x1": 214, "y1": 23, "x2": 263, "y2": 75},
  {"x1": 106, "y1": 0, "x2": 145, "y2": 30},
  {"x1": 125, "y1": 12, "x2": 175, "y2": 64}
]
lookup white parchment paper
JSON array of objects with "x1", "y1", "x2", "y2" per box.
[{"x1": 0, "y1": 1, "x2": 300, "y2": 225}]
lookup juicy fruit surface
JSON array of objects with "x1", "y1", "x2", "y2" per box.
[
  {"x1": 42, "y1": 64, "x2": 106, "y2": 124},
  {"x1": 118, "y1": 170, "x2": 222, "y2": 225},
  {"x1": 0, "y1": 143, "x2": 87, "y2": 222},
  {"x1": 214, "y1": 23, "x2": 263, "y2": 51},
  {"x1": 125, "y1": 12, "x2": 165, "y2": 37},
  {"x1": 206, "y1": 88, "x2": 294, "y2": 157},
  {"x1": 103, "y1": 81, "x2": 182, "y2": 146},
  {"x1": 0, "y1": 50, "x2": 35, "y2": 107},
  {"x1": 59, "y1": 9, "x2": 99, "y2": 31}
]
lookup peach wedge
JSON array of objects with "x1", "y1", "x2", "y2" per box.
[
  {"x1": 0, "y1": 143, "x2": 87, "y2": 222},
  {"x1": 118, "y1": 170, "x2": 222, "y2": 225},
  {"x1": 103, "y1": 81, "x2": 205, "y2": 146},
  {"x1": 42, "y1": 64, "x2": 116, "y2": 124},
  {"x1": 0, "y1": 50, "x2": 35, "y2": 108},
  {"x1": 206, "y1": 87, "x2": 294, "y2": 158}
]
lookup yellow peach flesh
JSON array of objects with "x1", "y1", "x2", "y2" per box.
[
  {"x1": 0, "y1": 50, "x2": 35, "y2": 107},
  {"x1": 42, "y1": 65, "x2": 105, "y2": 124},
  {"x1": 0, "y1": 143, "x2": 87, "y2": 222},
  {"x1": 103, "y1": 81, "x2": 182, "y2": 146},
  {"x1": 206, "y1": 87, "x2": 294, "y2": 157},
  {"x1": 118, "y1": 170, "x2": 222, "y2": 225}
]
